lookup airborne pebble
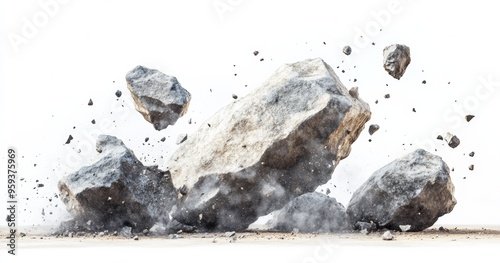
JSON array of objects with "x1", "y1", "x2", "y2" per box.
[
  {"x1": 343, "y1": 46, "x2": 352, "y2": 56},
  {"x1": 369, "y1": 124, "x2": 380, "y2": 135},
  {"x1": 465, "y1": 115, "x2": 475, "y2": 122}
]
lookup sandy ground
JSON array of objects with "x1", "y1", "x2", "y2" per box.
[{"x1": 1, "y1": 226, "x2": 499, "y2": 263}]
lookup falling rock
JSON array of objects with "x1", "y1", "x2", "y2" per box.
[
  {"x1": 126, "y1": 66, "x2": 191, "y2": 131},
  {"x1": 343, "y1": 46, "x2": 352, "y2": 56},
  {"x1": 266, "y1": 192, "x2": 349, "y2": 233},
  {"x1": 58, "y1": 135, "x2": 177, "y2": 232},
  {"x1": 65, "y1": 135, "x2": 73, "y2": 144},
  {"x1": 346, "y1": 149, "x2": 456, "y2": 232},
  {"x1": 115, "y1": 90, "x2": 122, "y2": 98},
  {"x1": 368, "y1": 124, "x2": 380, "y2": 135},
  {"x1": 465, "y1": 115, "x2": 475, "y2": 122},
  {"x1": 444, "y1": 132, "x2": 460, "y2": 148},
  {"x1": 383, "y1": 44, "x2": 411, "y2": 80},
  {"x1": 176, "y1": 134, "x2": 188, "y2": 145},
  {"x1": 468, "y1": 165, "x2": 474, "y2": 171},
  {"x1": 167, "y1": 58, "x2": 371, "y2": 231}
]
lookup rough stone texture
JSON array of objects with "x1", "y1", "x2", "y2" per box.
[
  {"x1": 343, "y1": 46, "x2": 352, "y2": 56},
  {"x1": 167, "y1": 58, "x2": 371, "y2": 231},
  {"x1": 58, "y1": 135, "x2": 177, "y2": 232},
  {"x1": 346, "y1": 149, "x2": 456, "y2": 232},
  {"x1": 126, "y1": 65, "x2": 191, "y2": 131},
  {"x1": 382, "y1": 230, "x2": 394, "y2": 240},
  {"x1": 267, "y1": 192, "x2": 348, "y2": 233},
  {"x1": 444, "y1": 132, "x2": 460, "y2": 148},
  {"x1": 368, "y1": 124, "x2": 380, "y2": 135},
  {"x1": 383, "y1": 44, "x2": 411, "y2": 80}
]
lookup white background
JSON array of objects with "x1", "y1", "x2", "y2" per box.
[{"x1": 1, "y1": 0, "x2": 500, "y2": 230}]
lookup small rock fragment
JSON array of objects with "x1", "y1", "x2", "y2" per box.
[
  {"x1": 369, "y1": 124, "x2": 380, "y2": 135},
  {"x1": 133, "y1": 235, "x2": 139, "y2": 240},
  {"x1": 383, "y1": 44, "x2": 411, "y2": 80},
  {"x1": 232, "y1": 94, "x2": 238, "y2": 99},
  {"x1": 436, "y1": 135, "x2": 443, "y2": 140},
  {"x1": 160, "y1": 137, "x2": 166, "y2": 142},
  {"x1": 91, "y1": 119, "x2": 96, "y2": 124},
  {"x1": 468, "y1": 165, "x2": 474, "y2": 171},
  {"x1": 465, "y1": 115, "x2": 475, "y2": 122},
  {"x1": 399, "y1": 225, "x2": 411, "y2": 232},
  {"x1": 253, "y1": 51, "x2": 259, "y2": 56},
  {"x1": 444, "y1": 133, "x2": 460, "y2": 148},
  {"x1": 88, "y1": 99, "x2": 93, "y2": 106},
  {"x1": 65, "y1": 135, "x2": 73, "y2": 144},
  {"x1": 176, "y1": 134, "x2": 188, "y2": 145},
  {"x1": 145, "y1": 137, "x2": 149, "y2": 142},
  {"x1": 382, "y1": 231, "x2": 394, "y2": 240},
  {"x1": 384, "y1": 94, "x2": 390, "y2": 99},
  {"x1": 469, "y1": 152, "x2": 475, "y2": 157},
  {"x1": 422, "y1": 80, "x2": 427, "y2": 84},
  {"x1": 438, "y1": 226, "x2": 449, "y2": 232},
  {"x1": 343, "y1": 46, "x2": 352, "y2": 56},
  {"x1": 224, "y1": 231, "x2": 236, "y2": 237},
  {"x1": 115, "y1": 90, "x2": 122, "y2": 98}
]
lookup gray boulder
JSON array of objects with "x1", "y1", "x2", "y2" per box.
[
  {"x1": 58, "y1": 135, "x2": 177, "y2": 232},
  {"x1": 267, "y1": 192, "x2": 348, "y2": 233},
  {"x1": 167, "y1": 58, "x2": 371, "y2": 231},
  {"x1": 346, "y1": 149, "x2": 457, "y2": 232},
  {"x1": 126, "y1": 65, "x2": 191, "y2": 130},
  {"x1": 383, "y1": 44, "x2": 411, "y2": 80}
]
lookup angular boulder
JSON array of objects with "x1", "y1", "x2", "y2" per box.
[
  {"x1": 58, "y1": 135, "x2": 177, "y2": 232},
  {"x1": 267, "y1": 192, "x2": 348, "y2": 233},
  {"x1": 346, "y1": 149, "x2": 457, "y2": 232},
  {"x1": 383, "y1": 44, "x2": 411, "y2": 80},
  {"x1": 126, "y1": 65, "x2": 191, "y2": 130},
  {"x1": 167, "y1": 58, "x2": 371, "y2": 231}
]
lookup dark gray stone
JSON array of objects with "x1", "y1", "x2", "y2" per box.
[
  {"x1": 58, "y1": 135, "x2": 177, "y2": 232},
  {"x1": 347, "y1": 149, "x2": 456, "y2": 232},
  {"x1": 368, "y1": 124, "x2": 380, "y2": 135},
  {"x1": 343, "y1": 46, "x2": 352, "y2": 56},
  {"x1": 126, "y1": 66, "x2": 191, "y2": 131},
  {"x1": 383, "y1": 44, "x2": 411, "y2": 80}
]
